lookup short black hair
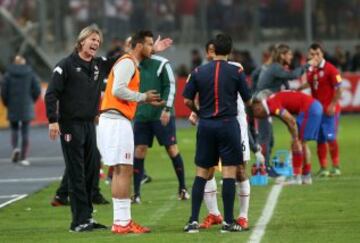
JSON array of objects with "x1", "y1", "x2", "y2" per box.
[
  {"x1": 205, "y1": 39, "x2": 215, "y2": 52},
  {"x1": 213, "y1": 34, "x2": 232, "y2": 55},
  {"x1": 309, "y1": 42, "x2": 324, "y2": 53},
  {"x1": 131, "y1": 30, "x2": 153, "y2": 49}
]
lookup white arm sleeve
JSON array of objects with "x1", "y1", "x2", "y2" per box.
[{"x1": 112, "y1": 58, "x2": 146, "y2": 102}]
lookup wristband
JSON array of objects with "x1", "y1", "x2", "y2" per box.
[{"x1": 163, "y1": 107, "x2": 171, "y2": 112}]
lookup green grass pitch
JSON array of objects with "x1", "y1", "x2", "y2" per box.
[{"x1": 0, "y1": 115, "x2": 359, "y2": 243}]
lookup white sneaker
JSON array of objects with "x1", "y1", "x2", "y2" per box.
[
  {"x1": 283, "y1": 175, "x2": 302, "y2": 185},
  {"x1": 302, "y1": 174, "x2": 312, "y2": 185},
  {"x1": 19, "y1": 160, "x2": 30, "y2": 166}
]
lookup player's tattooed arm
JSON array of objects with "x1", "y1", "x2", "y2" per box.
[{"x1": 279, "y1": 110, "x2": 299, "y2": 141}]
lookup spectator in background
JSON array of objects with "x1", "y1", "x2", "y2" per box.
[
  {"x1": 333, "y1": 46, "x2": 347, "y2": 71},
  {"x1": 206, "y1": 0, "x2": 222, "y2": 36},
  {"x1": 191, "y1": 49, "x2": 202, "y2": 70},
  {"x1": 106, "y1": 37, "x2": 125, "y2": 58},
  {"x1": 69, "y1": 0, "x2": 89, "y2": 33},
  {"x1": 176, "y1": 64, "x2": 189, "y2": 77},
  {"x1": 290, "y1": 49, "x2": 305, "y2": 69},
  {"x1": 178, "y1": 0, "x2": 197, "y2": 43},
  {"x1": 231, "y1": 50, "x2": 256, "y2": 76},
  {"x1": 1, "y1": 55, "x2": 41, "y2": 166},
  {"x1": 155, "y1": 0, "x2": 176, "y2": 33},
  {"x1": 351, "y1": 44, "x2": 360, "y2": 72},
  {"x1": 104, "y1": 0, "x2": 133, "y2": 40}
]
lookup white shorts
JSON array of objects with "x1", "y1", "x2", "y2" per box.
[
  {"x1": 97, "y1": 115, "x2": 134, "y2": 166},
  {"x1": 237, "y1": 115, "x2": 250, "y2": 162}
]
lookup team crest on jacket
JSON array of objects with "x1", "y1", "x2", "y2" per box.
[{"x1": 64, "y1": 134, "x2": 72, "y2": 142}]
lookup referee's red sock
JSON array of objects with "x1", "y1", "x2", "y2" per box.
[
  {"x1": 328, "y1": 140, "x2": 340, "y2": 167},
  {"x1": 317, "y1": 143, "x2": 328, "y2": 169}
]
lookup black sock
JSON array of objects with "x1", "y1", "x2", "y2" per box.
[
  {"x1": 171, "y1": 154, "x2": 186, "y2": 190},
  {"x1": 222, "y1": 178, "x2": 236, "y2": 224},
  {"x1": 133, "y1": 158, "x2": 144, "y2": 196},
  {"x1": 189, "y1": 176, "x2": 207, "y2": 222}
]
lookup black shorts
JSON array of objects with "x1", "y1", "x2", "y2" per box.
[
  {"x1": 195, "y1": 117, "x2": 243, "y2": 169},
  {"x1": 134, "y1": 117, "x2": 177, "y2": 148}
]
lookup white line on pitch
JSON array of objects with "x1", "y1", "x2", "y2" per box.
[
  {"x1": 0, "y1": 194, "x2": 27, "y2": 209},
  {"x1": 0, "y1": 177, "x2": 61, "y2": 183},
  {"x1": 0, "y1": 194, "x2": 26, "y2": 199},
  {"x1": 248, "y1": 178, "x2": 284, "y2": 243},
  {"x1": 0, "y1": 156, "x2": 63, "y2": 163}
]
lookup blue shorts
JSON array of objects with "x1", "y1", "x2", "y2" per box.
[
  {"x1": 134, "y1": 117, "x2": 177, "y2": 148},
  {"x1": 195, "y1": 117, "x2": 243, "y2": 169},
  {"x1": 317, "y1": 112, "x2": 340, "y2": 143},
  {"x1": 297, "y1": 101, "x2": 323, "y2": 141}
]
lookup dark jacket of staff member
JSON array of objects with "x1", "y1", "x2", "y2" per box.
[{"x1": 45, "y1": 25, "x2": 113, "y2": 232}]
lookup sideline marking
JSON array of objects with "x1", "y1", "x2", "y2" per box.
[
  {"x1": 0, "y1": 194, "x2": 27, "y2": 209},
  {"x1": 0, "y1": 156, "x2": 63, "y2": 163},
  {"x1": 0, "y1": 194, "x2": 25, "y2": 199},
  {"x1": 248, "y1": 179, "x2": 284, "y2": 243},
  {"x1": 0, "y1": 177, "x2": 61, "y2": 183}
]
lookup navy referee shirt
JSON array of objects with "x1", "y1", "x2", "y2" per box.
[{"x1": 183, "y1": 60, "x2": 251, "y2": 119}]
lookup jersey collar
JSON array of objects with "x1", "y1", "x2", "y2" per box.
[{"x1": 319, "y1": 59, "x2": 326, "y2": 69}]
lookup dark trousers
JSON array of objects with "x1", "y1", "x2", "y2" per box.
[
  {"x1": 10, "y1": 120, "x2": 30, "y2": 160},
  {"x1": 59, "y1": 121, "x2": 100, "y2": 227},
  {"x1": 258, "y1": 117, "x2": 274, "y2": 166},
  {"x1": 56, "y1": 166, "x2": 101, "y2": 199}
]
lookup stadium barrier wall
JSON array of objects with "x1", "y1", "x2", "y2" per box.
[{"x1": 0, "y1": 73, "x2": 360, "y2": 128}]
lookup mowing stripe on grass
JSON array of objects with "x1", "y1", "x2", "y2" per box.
[
  {"x1": 248, "y1": 182, "x2": 284, "y2": 243},
  {"x1": 0, "y1": 177, "x2": 61, "y2": 183},
  {"x1": 145, "y1": 194, "x2": 177, "y2": 226},
  {"x1": 0, "y1": 194, "x2": 27, "y2": 208}
]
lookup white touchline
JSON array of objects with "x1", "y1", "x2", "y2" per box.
[
  {"x1": 0, "y1": 177, "x2": 62, "y2": 183},
  {"x1": 0, "y1": 194, "x2": 25, "y2": 199},
  {"x1": 0, "y1": 194, "x2": 28, "y2": 209},
  {"x1": 248, "y1": 181, "x2": 284, "y2": 243},
  {"x1": 0, "y1": 156, "x2": 63, "y2": 163}
]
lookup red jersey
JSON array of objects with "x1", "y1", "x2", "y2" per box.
[
  {"x1": 264, "y1": 91, "x2": 315, "y2": 116},
  {"x1": 306, "y1": 60, "x2": 342, "y2": 112}
]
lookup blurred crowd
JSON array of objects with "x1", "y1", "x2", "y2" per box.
[
  {"x1": 180, "y1": 44, "x2": 360, "y2": 77},
  {"x1": 1, "y1": 0, "x2": 360, "y2": 46}
]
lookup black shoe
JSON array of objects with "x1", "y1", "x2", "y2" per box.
[
  {"x1": 184, "y1": 221, "x2": 199, "y2": 233},
  {"x1": 88, "y1": 219, "x2": 108, "y2": 230},
  {"x1": 220, "y1": 222, "x2": 243, "y2": 233},
  {"x1": 69, "y1": 223, "x2": 93, "y2": 232},
  {"x1": 131, "y1": 194, "x2": 141, "y2": 204},
  {"x1": 178, "y1": 189, "x2": 190, "y2": 200},
  {"x1": 51, "y1": 195, "x2": 69, "y2": 207},
  {"x1": 141, "y1": 174, "x2": 152, "y2": 185},
  {"x1": 92, "y1": 194, "x2": 110, "y2": 205}
]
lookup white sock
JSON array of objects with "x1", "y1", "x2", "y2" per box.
[
  {"x1": 203, "y1": 177, "x2": 221, "y2": 216},
  {"x1": 113, "y1": 198, "x2": 131, "y2": 226},
  {"x1": 237, "y1": 179, "x2": 250, "y2": 219}
]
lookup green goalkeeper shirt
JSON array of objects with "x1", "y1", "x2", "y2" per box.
[{"x1": 135, "y1": 55, "x2": 176, "y2": 122}]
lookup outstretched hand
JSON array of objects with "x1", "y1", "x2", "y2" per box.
[{"x1": 153, "y1": 35, "x2": 173, "y2": 53}]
